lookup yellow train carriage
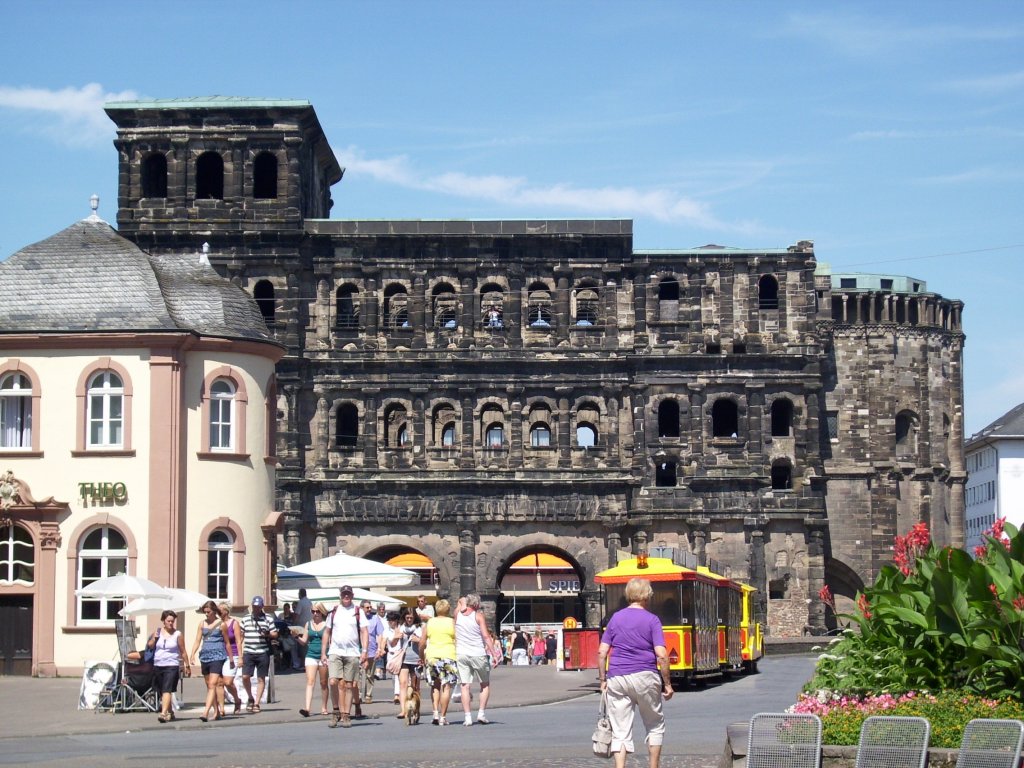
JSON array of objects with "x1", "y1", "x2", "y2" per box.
[
  {"x1": 740, "y1": 583, "x2": 763, "y2": 672},
  {"x1": 697, "y1": 566, "x2": 744, "y2": 673}
]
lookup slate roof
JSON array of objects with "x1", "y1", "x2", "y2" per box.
[
  {"x1": 0, "y1": 216, "x2": 275, "y2": 344},
  {"x1": 966, "y1": 402, "x2": 1024, "y2": 447}
]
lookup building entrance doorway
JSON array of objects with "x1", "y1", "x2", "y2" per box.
[
  {"x1": 0, "y1": 595, "x2": 33, "y2": 675},
  {"x1": 497, "y1": 550, "x2": 585, "y2": 630}
]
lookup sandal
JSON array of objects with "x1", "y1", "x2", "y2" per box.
[
  {"x1": 299, "y1": 709, "x2": 310, "y2": 718},
  {"x1": 157, "y1": 713, "x2": 170, "y2": 724},
  {"x1": 246, "y1": 702, "x2": 255, "y2": 714},
  {"x1": 252, "y1": 704, "x2": 261, "y2": 714},
  {"x1": 233, "y1": 701, "x2": 242, "y2": 714}
]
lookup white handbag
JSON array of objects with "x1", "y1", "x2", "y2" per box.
[{"x1": 592, "y1": 690, "x2": 614, "y2": 758}]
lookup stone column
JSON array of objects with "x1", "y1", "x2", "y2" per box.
[
  {"x1": 459, "y1": 529, "x2": 477, "y2": 596},
  {"x1": 507, "y1": 274, "x2": 523, "y2": 348},
  {"x1": 633, "y1": 529, "x2": 648, "y2": 555},
  {"x1": 633, "y1": 272, "x2": 649, "y2": 350},
  {"x1": 555, "y1": 272, "x2": 571, "y2": 340},
  {"x1": 691, "y1": 525, "x2": 708, "y2": 566},
  {"x1": 362, "y1": 389, "x2": 379, "y2": 469},
  {"x1": 284, "y1": 523, "x2": 301, "y2": 568},
  {"x1": 557, "y1": 389, "x2": 572, "y2": 468},
  {"x1": 606, "y1": 532, "x2": 621, "y2": 568},
  {"x1": 315, "y1": 397, "x2": 329, "y2": 467},
  {"x1": 510, "y1": 397, "x2": 524, "y2": 466},
  {"x1": 806, "y1": 524, "x2": 827, "y2": 633},
  {"x1": 460, "y1": 390, "x2": 476, "y2": 469},
  {"x1": 458, "y1": 270, "x2": 476, "y2": 349},
  {"x1": 316, "y1": 279, "x2": 330, "y2": 346},
  {"x1": 314, "y1": 525, "x2": 330, "y2": 559},
  {"x1": 412, "y1": 391, "x2": 427, "y2": 468},
  {"x1": 745, "y1": 523, "x2": 768, "y2": 631},
  {"x1": 411, "y1": 275, "x2": 426, "y2": 349},
  {"x1": 603, "y1": 280, "x2": 619, "y2": 348},
  {"x1": 581, "y1": 588, "x2": 603, "y2": 628},
  {"x1": 363, "y1": 275, "x2": 379, "y2": 344}
]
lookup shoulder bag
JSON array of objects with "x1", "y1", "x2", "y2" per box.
[{"x1": 592, "y1": 689, "x2": 613, "y2": 758}]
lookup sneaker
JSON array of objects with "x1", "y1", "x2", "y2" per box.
[
  {"x1": 476, "y1": 714, "x2": 490, "y2": 724},
  {"x1": 440, "y1": 717, "x2": 449, "y2": 726},
  {"x1": 432, "y1": 714, "x2": 440, "y2": 726},
  {"x1": 329, "y1": 711, "x2": 341, "y2": 728},
  {"x1": 341, "y1": 715, "x2": 352, "y2": 728},
  {"x1": 464, "y1": 715, "x2": 473, "y2": 727}
]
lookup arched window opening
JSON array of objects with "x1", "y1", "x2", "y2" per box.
[
  {"x1": 195, "y1": 151, "x2": 224, "y2": 200},
  {"x1": 441, "y1": 423, "x2": 456, "y2": 447},
  {"x1": 252, "y1": 152, "x2": 278, "y2": 199},
  {"x1": 895, "y1": 410, "x2": 918, "y2": 458},
  {"x1": 208, "y1": 379, "x2": 236, "y2": 451},
  {"x1": 0, "y1": 372, "x2": 33, "y2": 449},
  {"x1": 770, "y1": 399, "x2": 794, "y2": 437},
  {"x1": 530, "y1": 423, "x2": 551, "y2": 448},
  {"x1": 573, "y1": 286, "x2": 599, "y2": 326},
  {"x1": 711, "y1": 399, "x2": 739, "y2": 438},
  {"x1": 77, "y1": 526, "x2": 128, "y2": 622},
  {"x1": 655, "y1": 461, "x2": 677, "y2": 487},
  {"x1": 481, "y1": 285, "x2": 504, "y2": 328},
  {"x1": 771, "y1": 461, "x2": 793, "y2": 490},
  {"x1": 658, "y1": 399, "x2": 680, "y2": 438},
  {"x1": 576, "y1": 423, "x2": 597, "y2": 448},
  {"x1": 486, "y1": 423, "x2": 504, "y2": 448},
  {"x1": 336, "y1": 403, "x2": 359, "y2": 447},
  {"x1": 758, "y1": 274, "x2": 779, "y2": 310},
  {"x1": 527, "y1": 285, "x2": 553, "y2": 328},
  {"x1": 141, "y1": 153, "x2": 168, "y2": 199},
  {"x1": 384, "y1": 285, "x2": 410, "y2": 330},
  {"x1": 206, "y1": 529, "x2": 234, "y2": 600},
  {"x1": 432, "y1": 284, "x2": 459, "y2": 330},
  {"x1": 254, "y1": 280, "x2": 275, "y2": 324},
  {"x1": 335, "y1": 285, "x2": 359, "y2": 329},
  {"x1": 432, "y1": 404, "x2": 457, "y2": 447},
  {"x1": 87, "y1": 371, "x2": 124, "y2": 448},
  {"x1": 0, "y1": 524, "x2": 34, "y2": 585},
  {"x1": 384, "y1": 404, "x2": 409, "y2": 448}
]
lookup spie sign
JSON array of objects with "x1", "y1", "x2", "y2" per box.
[{"x1": 548, "y1": 579, "x2": 580, "y2": 594}]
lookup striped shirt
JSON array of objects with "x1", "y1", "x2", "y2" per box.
[{"x1": 239, "y1": 612, "x2": 276, "y2": 655}]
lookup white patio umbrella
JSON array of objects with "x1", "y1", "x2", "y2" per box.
[
  {"x1": 119, "y1": 587, "x2": 212, "y2": 617},
  {"x1": 275, "y1": 552, "x2": 417, "y2": 590},
  {"x1": 75, "y1": 573, "x2": 170, "y2": 600},
  {"x1": 277, "y1": 586, "x2": 405, "y2": 608}
]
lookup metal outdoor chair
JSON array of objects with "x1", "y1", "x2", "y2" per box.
[
  {"x1": 855, "y1": 715, "x2": 931, "y2": 768},
  {"x1": 746, "y1": 712, "x2": 823, "y2": 768},
  {"x1": 94, "y1": 618, "x2": 159, "y2": 714},
  {"x1": 955, "y1": 719, "x2": 1024, "y2": 768}
]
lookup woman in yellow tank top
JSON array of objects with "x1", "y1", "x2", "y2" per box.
[{"x1": 419, "y1": 598, "x2": 458, "y2": 725}]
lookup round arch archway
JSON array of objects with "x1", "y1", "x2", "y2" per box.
[{"x1": 495, "y1": 546, "x2": 586, "y2": 631}]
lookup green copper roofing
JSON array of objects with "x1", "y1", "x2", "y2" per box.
[{"x1": 105, "y1": 96, "x2": 311, "y2": 109}]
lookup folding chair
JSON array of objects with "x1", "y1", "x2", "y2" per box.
[
  {"x1": 746, "y1": 712, "x2": 823, "y2": 768},
  {"x1": 956, "y1": 719, "x2": 1024, "y2": 768},
  {"x1": 855, "y1": 715, "x2": 930, "y2": 768},
  {"x1": 94, "y1": 618, "x2": 159, "y2": 713}
]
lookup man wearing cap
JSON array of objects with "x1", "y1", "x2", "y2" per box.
[
  {"x1": 239, "y1": 596, "x2": 278, "y2": 712},
  {"x1": 321, "y1": 585, "x2": 368, "y2": 728}
]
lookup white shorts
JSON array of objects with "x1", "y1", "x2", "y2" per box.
[{"x1": 305, "y1": 657, "x2": 324, "y2": 669}]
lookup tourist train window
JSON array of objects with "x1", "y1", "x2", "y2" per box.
[
  {"x1": 254, "y1": 280, "x2": 275, "y2": 324},
  {"x1": 573, "y1": 287, "x2": 599, "y2": 326},
  {"x1": 770, "y1": 399, "x2": 794, "y2": 437},
  {"x1": 195, "y1": 151, "x2": 224, "y2": 200},
  {"x1": 336, "y1": 285, "x2": 359, "y2": 329},
  {"x1": 527, "y1": 285, "x2": 553, "y2": 328},
  {"x1": 87, "y1": 371, "x2": 124, "y2": 449},
  {"x1": 757, "y1": 274, "x2": 779, "y2": 310},
  {"x1": 141, "y1": 152, "x2": 168, "y2": 199},
  {"x1": 658, "y1": 399, "x2": 680, "y2": 439},
  {"x1": 711, "y1": 399, "x2": 739, "y2": 438},
  {"x1": 252, "y1": 152, "x2": 278, "y2": 199},
  {"x1": 0, "y1": 372, "x2": 32, "y2": 449},
  {"x1": 77, "y1": 526, "x2": 128, "y2": 622},
  {"x1": 655, "y1": 461, "x2": 677, "y2": 487},
  {"x1": 336, "y1": 403, "x2": 359, "y2": 447},
  {"x1": 486, "y1": 423, "x2": 504, "y2": 448},
  {"x1": 576, "y1": 423, "x2": 597, "y2": 448},
  {"x1": 530, "y1": 423, "x2": 551, "y2": 447},
  {"x1": 209, "y1": 379, "x2": 236, "y2": 451},
  {"x1": 0, "y1": 524, "x2": 33, "y2": 585},
  {"x1": 771, "y1": 461, "x2": 793, "y2": 490},
  {"x1": 206, "y1": 529, "x2": 234, "y2": 601}
]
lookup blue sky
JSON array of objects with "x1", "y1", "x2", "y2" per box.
[{"x1": 1, "y1": 1, "x2": 1021, "y2": 435}]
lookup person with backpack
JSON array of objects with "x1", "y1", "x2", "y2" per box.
[{"x1": 320, "y1": 585, "x2": 368, "y2": 728}]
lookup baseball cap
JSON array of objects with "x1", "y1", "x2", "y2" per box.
[
  {"x1": 339, "y1": 585, "x2": 354, "y2": 596},
  {"x1": 251, "y1": 595, "x2": 265, "y2": 606}
]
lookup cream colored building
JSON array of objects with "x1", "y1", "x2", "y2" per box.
[{"x1": 0, "y1": 205, "x2": 283, "y2": 675}]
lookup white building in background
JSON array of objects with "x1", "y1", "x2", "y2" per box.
[
  {"x1": 964, "y1": 402, "x2": 1024, "y2": 553},
  {"x1": 0, "y1": 202, "x2": 283, "y2": 675}
]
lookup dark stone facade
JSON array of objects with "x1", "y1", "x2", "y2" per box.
[{"x1": 105, "y1": 99, "x2": 966, "y2": 636}]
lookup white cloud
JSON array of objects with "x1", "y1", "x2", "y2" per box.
[
  {"x1": 0, "y1": 83, "x2": 138, "y2": 146},
  {"x1": 941, "y1": 70, "x2": 1024, "y2": 96},
  {"x1": 913, "y1": 166, "x2": 1024, "y2": 185},
  {"x1": 338, "y1": 146, "x2": 726, "y2": 229}
]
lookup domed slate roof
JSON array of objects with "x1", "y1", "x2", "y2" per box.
[{"x1": 0, "y1": 215, "x2": 274, "y2": 344}]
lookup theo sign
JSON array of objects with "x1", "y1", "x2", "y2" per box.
[
  {"x1": 548, "y1": 579, "x2": 580, "y2": 594},
  {"x1": 79, "y1": 482, "x2": 127, "y2": 502}
]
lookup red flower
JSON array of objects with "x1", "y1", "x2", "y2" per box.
[
  {"x1": 989, "y1": 583, "x2": 999, "y2": 598},
  {"x1": 858, "y1": 594, "x2": 872, "y2": 619},
  {"x1": 1012, "y1": 595, "x2": 1024, "y2": 611},
  {"x1": 974, "y1": 544, "x2": 988, "y2": 559}
]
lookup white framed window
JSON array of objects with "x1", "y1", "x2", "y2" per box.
[
  {"x1": 209, "y1": 379, "x2": 236, "y2": 451},
  {"x1": 0, "y1": 524, "x2": 34, "y2": 585},
  {"x1": 206, "y1": 529, "x2": 234, "y2": 600},
  {"x1": 77, "y1": 526, "x2": 128, "y2": 622},
  {"x1": 0, "y1": 373, "x2": 32, "y2": 449},
  {"x1": 87, "y1": 371, "x2": 124, "y2": 448}
]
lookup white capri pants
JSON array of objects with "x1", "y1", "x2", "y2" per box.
[{"x1": 605, "y1": 670, "x2": 666, "y2": 754}]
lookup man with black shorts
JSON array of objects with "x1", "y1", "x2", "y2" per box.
[{"x1": 239, "y1": 595, "x2": 278, "y2": 712}]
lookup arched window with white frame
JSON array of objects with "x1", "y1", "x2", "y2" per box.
[
  {"x1": 206, "y1": 529, "x2": 234, "y2": 600},
  {"x1": 0, "y1": 523, "x2": 34, "y2": 585},
  {"x1": 77, "y1": 526, "x2": 128, "y2": 622},
  {"x1": 87, "y1": 371, "x2": 124, "y2": 448},
  {"x1": 0, "y1": 372, "x2": 33, "y2": 449},
  {"x1": 209, "y1": 378, "x2": 236, "y2": 451}
]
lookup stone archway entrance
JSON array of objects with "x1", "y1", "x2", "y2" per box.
[
  {"x1": 364, "y1": 546, "x2": 439, "y2": 608},
  {"x1": 496, "y1": 549, "x2": 585, "y2": 630}
]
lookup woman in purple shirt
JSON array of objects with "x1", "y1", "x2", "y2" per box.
[{"x1": 597, "y1": 577, "x2": 673, "y2": 768}]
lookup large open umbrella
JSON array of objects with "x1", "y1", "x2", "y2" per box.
[
  {"x1": 119, "y1": 587, "x2": 211, "y2": 617},
  {"x1": 275, "y1": 552, "x2": 417, "y2": 590},
  {"x1": 276, "y1": 586, "x2": 405, "y2": 608},
  {"x1": 75, "y1": 573, "x2": 170, "y2": 600}
]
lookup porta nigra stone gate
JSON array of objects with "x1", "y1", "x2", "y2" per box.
[{"x1": 105, "y1": 99, "x2": 966, "y2": 636}]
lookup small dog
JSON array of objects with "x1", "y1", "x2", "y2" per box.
[{"x1": 405, "y1": 684, "x2": 421, "y2": 725}]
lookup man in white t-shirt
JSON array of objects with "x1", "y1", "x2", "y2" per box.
[
  {"x1": 414, "y1": 594, "x2": 435, "y2": 623},
  {"x1": 320, "y1": 585, "x2": 368, "y2": 728}
]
